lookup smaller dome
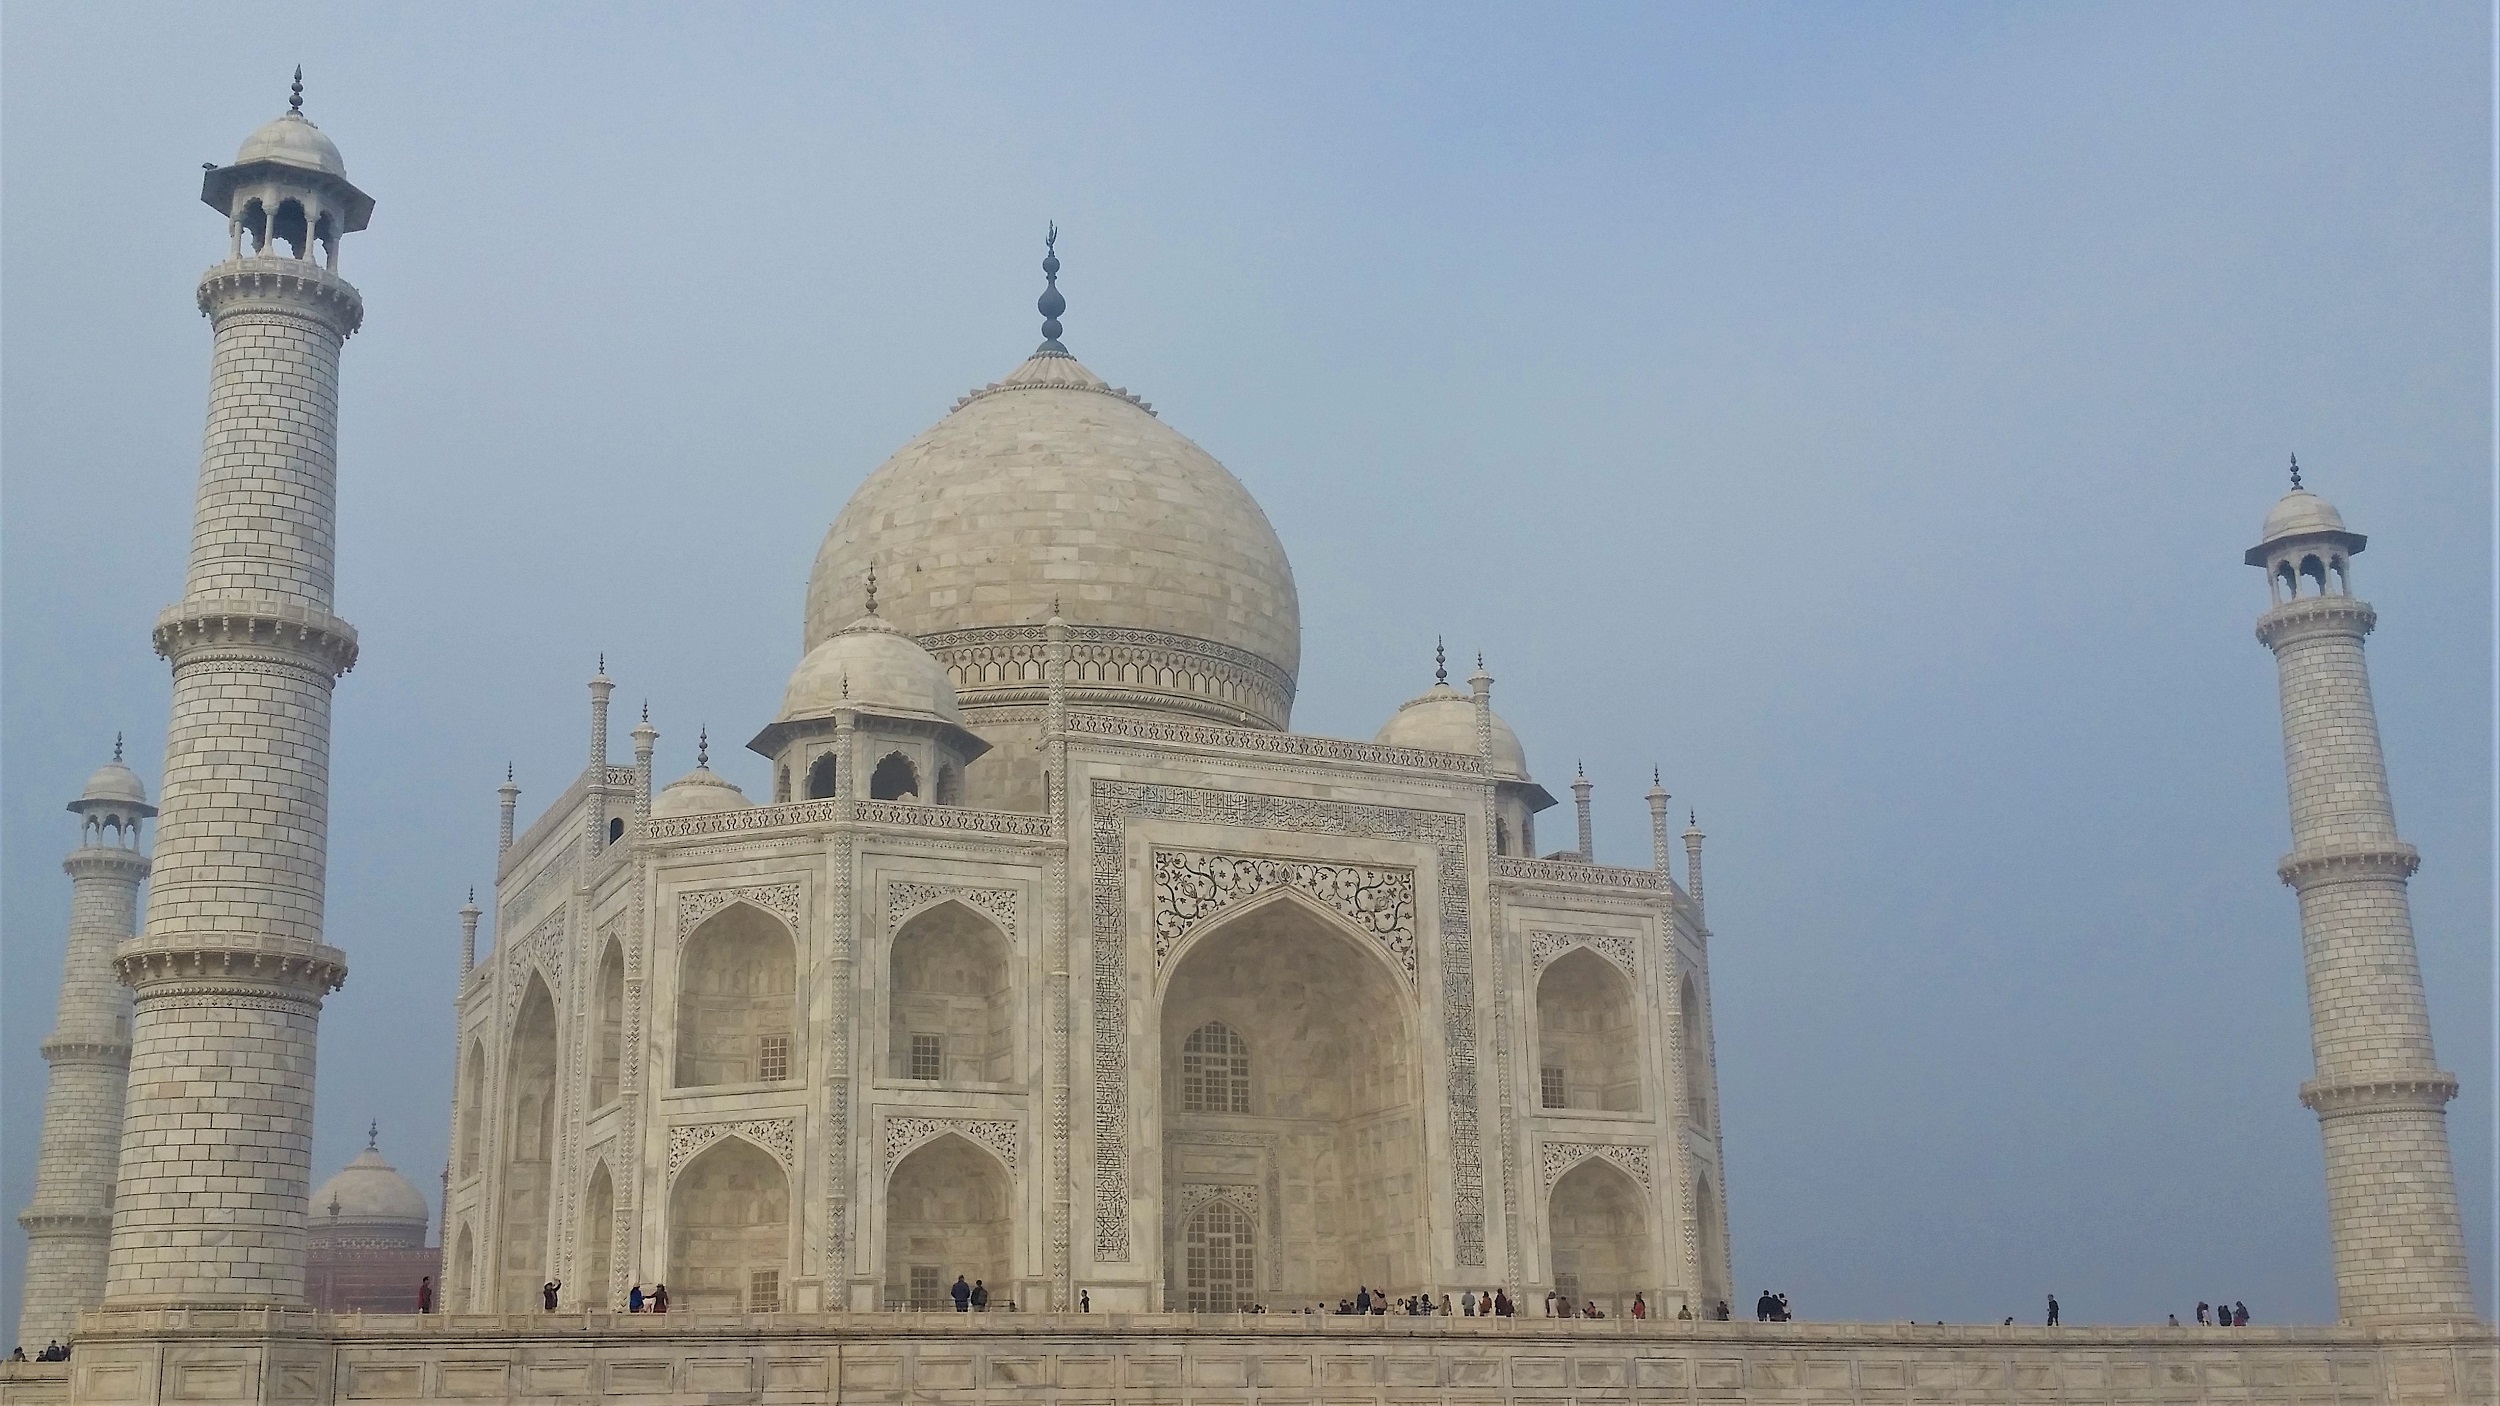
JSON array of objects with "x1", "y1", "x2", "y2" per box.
[
  {"x1": 237, "y1": 111, "x2": 347, "y2": 178},
  {"x1": 779, "y1": 614, "x2": 963, "y2": 726},
  {"x1": 310, "y1": 1143, "x2": 429, "y2": 1247},
  {"x1": 652, "y1": 765, "x2": 751, "y2": 818},
  {"x1": 2260, "y1": 488, "x2": 2348, "y2": 542},
  {"x1": 1374, "y1": 683, "x2": 1532, "y2": 782},
  {"x1": 75, "y1": 760, "x2": 149, "y2": 810}
]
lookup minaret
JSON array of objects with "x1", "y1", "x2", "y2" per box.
[
  {"x1": 105, "y1": 75, "x2": 367, "y2": 1308},
  {"x1": 497, "y1": 765, "x2": 520, "y2": 854},
  {"x1": 458, "y1": 888, "x2": 481, "y2": 977},
  {"x1": 631, "y1": 703, "x2": 659, "y2": 819},
  {"x1": 17, "y1": 746, "x2": 154, "y2": 1347},
  {"x1": 1682, "y1": 812, "x2": 1706, "y2": 927},
  {"x1": 1570, "y1": 764, "x2": 1595, "y2": 861},
  {"x1": 1645, "y1": 769, "x2": 1672, "y2": 873},
  {"x1": 2248, "y1": 462, "x2": 2472, "y2": 1322}
]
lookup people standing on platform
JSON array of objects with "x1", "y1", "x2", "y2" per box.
[
  {"x1": 628, "y1": 1285, "x2": 644, "y2": 1313},
  {"x1": 417, "y1": 1277, "x2": 432, "y2": 1314},
  {"x1": 541, "y1": 1281, "x2": 561, "y2": 1311},
  {"x1": 2046, "y1": 1295, "x2": 2060, "y2": 1327},
  {"x1": 950, "y1": 1276, "x2": 971, "y2": 1312},
  {"x1": 652, "y1": 1285, "x2": 669, "y2": 1313}
]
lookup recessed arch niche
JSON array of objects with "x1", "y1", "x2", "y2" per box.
[
  {"x1": 580, "y1": 1162, "x2": 615, "y2": 1307},
  {"x1": 883, "y1": 1134, "x2": 1012, "y2": 1310},
  {"x1": 1536, "y1": 947, "x2": 1641, "y2": 1112},
  {"x1": 668, "y1": 1137, "x2": 789, "y2": 1313},
  {"x1": 591, "y1": 940, "x2": 625, "y2": 1108},
  {"x1": 1548, "y1": 1156, "x2": 1649, "y2": 1312},
  {"x1": 1159, "y1": 893, "x2": 1423, "y2": 1303},
  {"x1": 674, "y1": 903, "x2": 798, "y2": 1089},
  {"x1": 498, "y1": 976, "x2": 558, "y2": 1310},
  {"x1": 888, "y1": 899, "x2": 1014, "y2": 1084}
]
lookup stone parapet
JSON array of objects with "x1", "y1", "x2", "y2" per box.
[
  {"x1": 2255, "y1": 593, "x2": 2375, "y2": 649},
  {"x1": 2301, "y1": 1072, "x2": 2460, "y2": 1117},
  {"x1": 27, "y1": 1313, "x2": 2496, "y2": 1406}
]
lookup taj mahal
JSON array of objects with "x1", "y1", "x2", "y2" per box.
[{"x1": 4, "y1": 79, "x2": 2492, "y2": 1406}]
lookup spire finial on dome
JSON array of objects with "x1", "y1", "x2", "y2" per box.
[
  {"x1": 289, "y1": 66, "x2": 304, "y2": 115},
  {"x1": 696, "y1": 727, "x2": 710, "y2": 769},
  {"x1": 114, "y1": 731, "x2": 123, "y2": 762},
  {"x1": 864, "y1": 563, "x2": 879, "y2": 616},
  {"x1": 1434, "y1": 637, "x2": 1448, "y2": 686},
  {"x1": 1036, "y1": 223, "x2": 1068, "y2": 354},
  {"x1": 506, "y1": 762, "x2": 514, "y2": 783},
  {"x1": 2289, "y1": 452, "x2": 2303, "y2": 491},
  {"x1": 366, "y1": 1120, "x2": 379, "y2": 1151}
]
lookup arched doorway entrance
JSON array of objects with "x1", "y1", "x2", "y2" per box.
[
  {"x1": 1547, "y1": 1157, "x2": 1648, "y2": 1314},
  {"x1": 498, "y1": 976, "x2": 557, "y2": 1310},
  {"x1": 883, "y1": 1134, "x2": 1013, "y2": 1310},
  {"x1": 668, "y1": 1138, "x2": 789, "y2": 1312},
  {"x1": 1160, "y1": 894, "x2": 1422, "y2": 1305}
]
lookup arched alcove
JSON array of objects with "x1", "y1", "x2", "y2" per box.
[
  {"x1": 499, "y1": 977, "x2": 558, "y2": 1310},
  {"x1": 591, "y1": 942, "x2": 625, "y2": 1109},
  {"x1": 1160, "y1": 895, "x2": 1422, "y2": 1301},
  {"x1": 668, "y1": 1138, "x2": 789, "y2": 1313},
  {"x1": 675, "y1": 904, "x2": 798, "y2": 1088},
  {"x1": 459, "y1": 1039, "x2": 485, "y2": 1176},
  {"x1": 1179, "y1": 1197, "x2": 1256, "y2": 1311},
  {"x1": 1679, "y1": 976, "x2": 1709, "y2": 1127},
  {"x1": 883, "y1": 1135, "x2": 1012, "y2": 1310},
  {"x1": 1548, "y1": 1158, "x2": 1647, "y2": 1312},
  {"x1": 1695, "y1": 1175, "x2": 1728, "y2": 1309},
  {"x1": 581, "y1": 1163, "x2": 615, "y2": 1307},
  {"x1": 452, "y1": 1224, "x2": 475, "y2": 1310},
  {"x1": 806, "y1": 755, "x2": 836, "y2": 800},
  {"x1": 870, "y1": 751, "x2": 920, "y2": 801},
  {"x1": 1536, "y1": 948, "x2": 1641, "y2": 1112},
  {"x1": 888, "y1": 901, "x2": 1013, "y2": 1084}
]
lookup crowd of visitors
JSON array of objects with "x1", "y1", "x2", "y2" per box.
[
  {"x1": 2194, "y1": 1300, "x2": 2252, "y2": 1326},
  {"x1": 12, "y1": 1343, "x2": 72, "y2": 1362},
  {"x1": 1754, "y1": 1290, "x2": 1792, "y2": 1321}
]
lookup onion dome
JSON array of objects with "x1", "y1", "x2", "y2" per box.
[
  {"x1": 309, "y1": 1131, "x2": 429, "y2": 1249},
  {"x1": 652, "y1": 731, "x2": 752, "y2": 818},
  {"x1": 200, "y1": 68, "x2": 373, "y2": 231},
  {"x1": 804, "y1": 233, "x2": 1299, "y2": 730},
  {"x1": 1376, "y1": 682, "x2": 1533, "y2": 782},
  {"x1": 69, "y1": 744, "x2": 153, "y2": 818},
  {"x1": 237, "y1": 110, "x2": 346, "y2": 178}
]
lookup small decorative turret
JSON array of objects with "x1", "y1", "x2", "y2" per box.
[
  {"x1": 631, "y1": 702, "x2": 659, "y2": 819},
  {"x1": 1571, "y1": 763, "x2": 1595, "y2": 862},
  {"x1": 458, "y1": 888, "x2": 481, "y2": 977},
  {"x1": 1682, "y1": 811, "x2": 1707, "y2": 925},
  {"x1": 1646, "y1": 768, "x2": 1673, "y2": 873},
  {"x1": 496, "y1": 764, "x2": 519, "y2": 854},
  {"x1": 586, "y1": 657, "x2": 614, "y2": 854}
]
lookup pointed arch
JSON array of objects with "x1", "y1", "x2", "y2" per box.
[
  {"x1": 498, "y1": 975, "x2": 559, "y2": 1310},
  {"x1": 452, "y1": 1223, "x2": 476, "y2": 1310},
  {"x1": 805, "y1": 754, "x2": 836, "y2": 800},
  {"x1": 459, "y1": 1037, "x2": 486, "y2": 1177},
  {"x1": 675, "y1": 901, "x2": 797, "y2": 1089},
  {"x1": 591, "y1": 939, "x2": 626, "y2": 1108},
  {"x1": 1155, "y1": 884, "x2": 1416, "y2": 998},
  {"x1": 1180, "y1": 1196, "x2": 1256, "y2": 1311},
  {"x1": 668, "y1": 1136, "x2": 789, "y2": 1313},
  {"x1": 1537, "y1": 947, "x2": 1641, "y2": 1112},
  {"x1": 870, "y1": 751, "x2": 920, "y2": 801},
  {"x1": 1548, "y1": 1157, "x2": 1648, "y2": 1313},
  {"x1": 580, "y1": 1160, "x2": 616, "y2": 1308},
  {"x1": 889, "y1": 898, "x2": 1014, "y2": 1084},
  {"x1": 1695, "y1": 1173, "x2": 1728, "y2": 1308},
  {"x1": 883, "y1": 1132, "x2": 1013, "y2": 1309},
  {"x1": 1679, "y1": 974, "x2": 1711, "y2": 1126}
]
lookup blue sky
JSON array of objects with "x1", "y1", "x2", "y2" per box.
[{"x1": 3, "y1": 2, "x2": 2490, "y2": 1330}]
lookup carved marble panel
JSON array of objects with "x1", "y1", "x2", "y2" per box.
[
  {"x1": 1151, "y1": 849, "x2": 1416, "y2": 981},
  {"x1": 887, "y1": 882, "x2": 1018, "y2": 940},
  {"x1": 1528, "y1": 928, "x2": 1637, "y2": 977},
  {"x1": 666, "y1": 1117, "x2": 798, "y2": 1180},
  {"x1": 1538, "y1": 1140, "x2": 1653, "y2": 1192},
  {"x1": 883, "y1": 1116, "x2": 1020, "y2": 1175},
  {"x1": 675, "y1": 883, "x2": 801, "y2": 940}
]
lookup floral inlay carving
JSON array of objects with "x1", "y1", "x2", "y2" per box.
[
  {"x1": 675, "y1": 883, "x2": 801, "y2": 941},
  {"x1": 502, "y1": 911, "x2": 566, "y2": 1016},
  {"x1": 884, "y1": 1116, "x2": 1019, "y2": 1175},
  {"x1": 1152, "y1": 850, "x2": 1416, "y2": 981},
  {"x1": 1539, "y1": 1140, "x2": 1653, "y2": 1191},
  {"x1": 667, "y1": 1118, "x2": 796, "y2": 1178},
  {"x1": 888, "y1": 882, "x2": 1018, "y2": 940},
  {"x1": 1529, "y1": 929, "x2": 1637, "y2": 977}
]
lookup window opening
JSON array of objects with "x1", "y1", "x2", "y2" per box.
[
  {"x1": 1541, "y1": 1065, "x2": 1567, "y2": 1109},
  {"x1": 1181, "y1": 1022, "x2": 1251, "y2": 1114},
  {"x1": 909, "y1": 1033, "x2": 943, "y2": 1081},
  {"x1": 805, "y1": 755, "x2": 836, "y2": 800},
  {"x1": 908, "y1": 1265, "x2": 943, "y2": 1311},
  {"x1": 1184, "y1": 1200, "x2": 1255, "y2": 1312},
  {"x1": 757, "y1": 1034, "x2": 790, "y2": 1083},
  {"x1": 748, "y1": 1269, "x2": 781, "y2": 1313},
  {"x1": 608, "y1": 816, "x2": 625, "y2": 844}
]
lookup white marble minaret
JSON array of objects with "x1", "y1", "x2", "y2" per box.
[
  {"x1": 103, "y1": 74, "x2": 369, "y2": 1309},
  {"x1": 16, "y1": 746, "x2": 153, "y2": 1348},
  {"x1": 2249, "y1": 461, "x2": 2473, "y2": 1323}
]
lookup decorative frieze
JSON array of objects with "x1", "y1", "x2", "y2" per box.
[
  {"x1": 888, "y1": 881, "x2": 1019, "y2": 939},
  {"x1": 502, "y1": 911, "x2": 567, "y2": 1016},
  {"x1": 1151, "y1": 850, "x2": 1417, "y2": 980},
  {"x1": 1071, "y1": 711, "x2": 1488, "y2": 776},
  {"x1": 675, "y1": 882, "x2": 802, "y2": 940},
  {"x1": 1492, "y1": 856, "x2": 1666, "y2": 892}
]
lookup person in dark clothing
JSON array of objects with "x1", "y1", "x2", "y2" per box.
[
  {"x1": 951, "y1": 1276, "x2": 972, "y2": 1312},
  {"x1": 970, "y1": 1281, "x2": 988, "y2": 1311},
  {"x1": 628, "y1": 1285, "x2": 645, "y2": 1313},
  {"x1": 1079, "y1": 1290, "x2": 1089, "y2": 1313},
  {"x1": 417, "y1": 1277, "x2": 433, "y2": 1313},
  {"x1": 541, "y1": 1281, "x2": 562, "y2": 1311},
  {"x1": 1355, "y1": 1286, "x2": 1371, "y2": 1313},
  {"x1": 2195, "y1": 1301, "x2": 2210, "y2": 1325},
  {"x1": 2233, "y1": 1301, "x2": 2249, "y2": 1326},
  {"x1": 2046, "y1": 1295, "x2": 2059, "y2": 1327},
  {"x1": 1755, "y1": 1291, "x2": 1772, "y2": 1322},
  {"x1": 652, "y1": 1284, "x2": 669, "y2": 1313}
]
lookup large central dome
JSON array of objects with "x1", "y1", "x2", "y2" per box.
[{"x1": 806, "y1": 346, "x2": 1301, "y2": 729}]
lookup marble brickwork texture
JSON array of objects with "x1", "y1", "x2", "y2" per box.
[
  {"x1": 16, "y1": 846, "x2": 146, "y2": 1349},
  {"x1": 2259, "y1": 589, "x2": 2472, "y2": 1322}
]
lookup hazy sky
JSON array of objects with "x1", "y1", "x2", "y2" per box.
[{"x1": 4, "y1": 3, "x2": 2490, "y2": 1333}]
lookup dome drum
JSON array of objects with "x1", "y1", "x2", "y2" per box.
[{"x1": 924, "y1": 622, "x2": 1296, "y2": 731}]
